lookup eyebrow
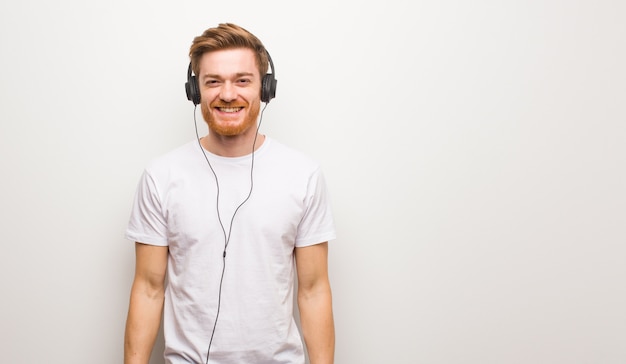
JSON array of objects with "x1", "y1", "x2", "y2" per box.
[{"x1": 201, "y1": 72, "x2": 255, "y2": 80}]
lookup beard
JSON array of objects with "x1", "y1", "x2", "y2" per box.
[{"x1": 201, "y1": 99, "x2": 261, "y2": 137}]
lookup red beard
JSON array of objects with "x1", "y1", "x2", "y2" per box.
[{"x1": 201, "y1": 100, "x2": 261, "y2": 136}]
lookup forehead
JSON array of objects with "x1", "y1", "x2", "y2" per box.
[{"x1": 198, "y1": 48, "x2": 259, "y2": 78}]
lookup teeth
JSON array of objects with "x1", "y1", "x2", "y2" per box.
[{"x1": 219, "y1": 107, "x2": 241, "y2": 113}]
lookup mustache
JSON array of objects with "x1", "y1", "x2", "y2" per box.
[{"x1": 211, "y1": 102, "x2": 246, "y2": 108}]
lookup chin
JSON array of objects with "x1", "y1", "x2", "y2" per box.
[
  {"x1": 208, "y1": 120, "x2": 253, "y2": 136},
  {"x1": 201, "y1": 101, "x2": 260, "y2": 137}
]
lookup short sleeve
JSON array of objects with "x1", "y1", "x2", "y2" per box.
[
  {"x1": 294, "y1": 168, "x2": 337, "y2": 247},
  {"x1": 125, "y1": 170, "x2": 169, "y2": 246}
]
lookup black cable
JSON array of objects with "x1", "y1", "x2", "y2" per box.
[{"x1": 194, "y1": 103, "x2": 268, "y2": 364}]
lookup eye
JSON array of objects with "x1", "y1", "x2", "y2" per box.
[
  {"x1": 237, "y1": 78, "x2": 251, "y2": 85},
  {"x1": 205, "y1": 79, "x2": 220, "y2": 87}
]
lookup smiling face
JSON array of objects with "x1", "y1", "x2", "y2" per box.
[{"x1": 198, "y1": 48, "x2": 262, "y2": 137}]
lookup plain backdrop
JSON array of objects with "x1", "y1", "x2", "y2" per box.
[{"x1": 1, "y1": 1, "x2": 624, "y2": 363}]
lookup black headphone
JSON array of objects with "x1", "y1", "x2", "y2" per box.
[{"x1": 185, "y1": 49, "x2": 277, "y2": 105}]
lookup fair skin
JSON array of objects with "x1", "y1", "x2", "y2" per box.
[
  {"x1": 296, "y1": 242, "x2": 335, "y2": 364},
  {"x1": 124, "y1": 48, "x2": 334, "y2": 363},
  {"x1": 198, "y1": 48, "x2": 264, "y2": 157},
  {"x1": 124, "y1": 243, "x2": 168, "y2": 364}
]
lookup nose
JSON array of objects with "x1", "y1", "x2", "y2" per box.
[{"x1": 219, "y1": 81, "x2": 237, "y2": 103}]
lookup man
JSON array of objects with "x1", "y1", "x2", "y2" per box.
[{"x1": 124, "y1": 23, "x2": 335, "y2": 364}]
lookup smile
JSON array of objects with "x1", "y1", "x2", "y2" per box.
[{"x1": 217, "y1": 107, "x2": 243, "y2": 113}]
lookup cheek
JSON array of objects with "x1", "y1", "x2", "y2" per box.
[
  {"x1": 200, "y1": 91, "x2": 212, "y2": 104},
  {"x1": 200, "y1": 87, "x2": 221, "y2": 102},
  {"x1": 200, "y1": 102, "x2": 214, "y2": 124}
]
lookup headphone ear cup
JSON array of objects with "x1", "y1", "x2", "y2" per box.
[
  {"x1": 185, "y1": 62, "x2": 201, "y2": 105},
  {"x1": 185, "y1": 75, "x2": 201, "y2": 105},
  {"x1": 261, "y1": 74, "x2": 277, "y2": 103}
]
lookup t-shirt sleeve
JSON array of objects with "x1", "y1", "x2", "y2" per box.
[
  {"x1": 294, "y1": 167, "x2": 337, "y2": 247},
  {"x1": 125, "y1": 170, "x2": 169, "y2": 246}
]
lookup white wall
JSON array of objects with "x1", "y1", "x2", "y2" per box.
[{"x1": 1, "y1": 1, "x2": 624, "y2": 363}]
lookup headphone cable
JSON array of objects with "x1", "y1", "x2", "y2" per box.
[{"x1": 193, "y1": 103, "x2": 268, "y2": 364}]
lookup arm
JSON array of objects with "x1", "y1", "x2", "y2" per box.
[
  {"x1": 124, "y1": 242, "x2": 168, "y2": 364},
  {"x1": 295, "y1": 242, "x2": 335, "y2": 364}
]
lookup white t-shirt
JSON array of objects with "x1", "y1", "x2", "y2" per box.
[{"x1": 126, "y1": 137, "x2": 336, "y2": 364}]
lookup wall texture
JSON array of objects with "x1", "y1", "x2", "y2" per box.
[{"x1": 1, "y1": 1, "x2": 624, "y2": 363}]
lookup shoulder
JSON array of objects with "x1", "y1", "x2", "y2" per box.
[
  {"x1": 262, "y1": 137, "x2": 321, "y2": 173},
  {"x1": 139, "y1": 140, "x2": 202, "y2": 187},
  {"x1": 144, "y1": 140, "x2": 199, "y2": 173}
]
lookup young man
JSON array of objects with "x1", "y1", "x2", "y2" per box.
[{"x1": 124, "y1": 23, "x2": 336, "y2": 364}]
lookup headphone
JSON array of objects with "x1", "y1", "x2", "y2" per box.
[{"x1": 185, "y1": 49, "x2": 278, "y2": 105}]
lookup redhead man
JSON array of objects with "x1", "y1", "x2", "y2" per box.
[{"x1": 124, "y1": 23, "x2": 335, "y2": 364}]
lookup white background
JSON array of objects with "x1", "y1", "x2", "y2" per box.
[{"x1": 1, "y1": 1, "x2": 624, "y2": 363}]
